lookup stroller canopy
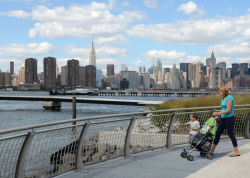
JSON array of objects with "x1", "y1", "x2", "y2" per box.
[{"x1": 203, "y1": 117, "x2": 217, "y2": 138}]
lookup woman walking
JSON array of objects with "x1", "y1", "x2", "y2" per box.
[{"x1": 208, "y1": 86, "x2": 240, "y2": 159}]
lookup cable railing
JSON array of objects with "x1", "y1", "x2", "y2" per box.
[{"x1": 0, "y1": 105, "x2": 249, "y2": 178}]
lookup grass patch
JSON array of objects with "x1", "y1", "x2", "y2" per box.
[
  {"x1": 151, "y1": 94, "x2": 250, "y2": 131},
  {"x1": 155, "y1": 94, "x2": 250, "y2": 111}
]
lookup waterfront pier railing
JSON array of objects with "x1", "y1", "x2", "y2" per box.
[{"x1": 0, "y1": 105, "x2": 249, "y2": 178}]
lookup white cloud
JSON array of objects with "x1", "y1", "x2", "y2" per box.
[
  {"x1": 64, "y1": 45, "x2": 127, "y2": 58},
  {"x1": 0, "y1": 42, "x2": 53, "y2": 58},
  {"x1": 144, "y1": 50, "x2": 187, "y2": 61},
  {"x1": 95, "y1": 35, "x2": 129, "y2": 45},
  {"x1": 63, "y1": 45, "x2": 89, "y2": 57},
  {"x1": 237, "y1": 58, "x2": 250, "y2": 63},
  {"x1": 215, "y1": 57, "x2": 233, "y2": 67},
  {"x1": 0, "y1": 59, "x2": 22, "y2": 73},
  {"x1": 184, "y1": 56, "x2": 203, "y2": 63},
  {"x1": 204, "y1": 42, "x2": 250, "y2": 65},
  {"x1": 133, "y1": 60, "x2": 143, "y2": 66},
  {"x1": 97, "y1": 47, "x2": 127, "y2": 57},
  {"x1": 97, "y1": 58, "x2": 120, "y2": 65},
  {"x1": 122, "y1": 1, "x2": 130, "y2": 7},
  {"x1": 24, "y1": 2, "x2": 144, "y2": 39},
  {"x1": 56, "y1": 58, "x2": 72, "y2": 68},
  {"x1": 178, "y1": 1, "x2": 205, "y2": 17},
  {"x1": 206, "y1": 43, "x2": 250, "y2": 58},
  {"x1": 0, "y1": 10, "x2": 30, "y2": 18},
  {"x1": 242, "y1": 28, "x2": 250, "y2": 39},
  {"x1": 128, "y1": 15, "x2": 250, "y2": 44},
  {"x1": 143, "y1": 49, "x2": 206, "y2": 67},
  {"x1": 144, "y1": 0, "x2": 158, "y2": 8}
]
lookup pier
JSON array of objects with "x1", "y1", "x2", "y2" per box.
[
  {"x1": 0, "y1": 95, "x2": 164, "y2": 106},
  {"x1": 97, "y1": 91, "x2": 212, "y2": 97}
]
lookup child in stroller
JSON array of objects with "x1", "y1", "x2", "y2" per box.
[{"x1": 181, "y1": 116, "x2": 217, "y2": 161}]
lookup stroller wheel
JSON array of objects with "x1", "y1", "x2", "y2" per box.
[
  {"x1": 181, "y1": 152, "x2": 187, "y2": 158},
  {"x1": 187, "y1": 155, "x2": 194, "y2": 161},
  {"x1": 200, "y1": 152, "x2": 207, "y2": 157}
]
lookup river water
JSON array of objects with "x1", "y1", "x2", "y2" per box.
[{"x1": 0, "y1": 91, "x2": 179, "y2": 130}]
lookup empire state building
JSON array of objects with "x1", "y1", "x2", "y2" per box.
[{"x1": 89, "y1": 41, "x2": 96, "y2": 66}]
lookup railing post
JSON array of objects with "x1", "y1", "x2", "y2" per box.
[
  {"x1": 244, "y1": 111, "x2": 250, "y2": 139},
  {"x1": 72, "y1": 97, "x2": 76, "y2": 125},
  {"x1": 15, "y1": 132, "x2": 34, "y2": 178},
  {"x1": 75, "y1": 122, "x2": 91, "y2": 172},
  {"x1": 124, "y1": 117, "x2": 136, "y2": 158},
  {"x1": 166, "y1": 113, "x2": 176, "y2": 149}
]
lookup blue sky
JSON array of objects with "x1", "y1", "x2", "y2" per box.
[{"x1": 0, "y1": 0, "x2": 250, "y2": 74}]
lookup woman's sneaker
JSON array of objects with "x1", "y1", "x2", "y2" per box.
[{"x1": 207, "y1": 153, "x2": 214, "y2": 160}]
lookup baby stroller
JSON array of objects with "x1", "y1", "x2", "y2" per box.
[{"x1": 181, "y1": 117, "x2": 217, "y2": 161}]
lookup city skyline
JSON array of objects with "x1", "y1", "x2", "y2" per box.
[{"x1": 1, "y1": 0, "x2": 250, "y2": 73}]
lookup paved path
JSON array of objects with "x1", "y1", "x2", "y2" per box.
[
  {"x1": 56, "y1": 138, "x2": 250, "y2": 178},
  {"x1": 187, "y1": 141, "x2": 250, "y2": 178}
]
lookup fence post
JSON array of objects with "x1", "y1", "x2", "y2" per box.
[
  {"x1": 75, "y1": 122, "x2": 91, "y2": 172},
  {"x1": 72, "y1": 97, "x2": 76, "y2": 125},
  {"x1": 15, "y1": 132, "x2": 34, "y2": 178},
  {"x1": 124, "y1": 117, "x2": 136, "y2": 158},
  {"x1": 166, "y1": 113, "x2": 176, "y2": 149},
  {"x1": 244, "y1": 111, "x2": 250, "y2": 139}
]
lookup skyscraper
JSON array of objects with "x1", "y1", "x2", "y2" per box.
[
  {"x1": 120, "y1": 71, "x2": 138, "y2": 89},
  {"x1": 147, "y1": 66, "x2": 153, "y2": 74},
  {"x1": 188, "y1": 63, "x2": 195, "y2": 87},
  {"x1": 217, "y1": 62, "x2": 226, "y2": 69},
  {"x1": 25, "y1": 58, "x2": 37, "y2": 84},
  {"x1": 195, "y1": 62, "x2": 204, "y2": 88},
  {"x1": 89, "y1": 41, "x2": 96, "y2": 66},
  {"x1": 121, "y1": 64, "x2": 128, "y2": 72},
  {"x1": 85, "y1": 65, "x2": 96, "y2": 88},
  {"x1": 79, "y1": 66, "x2": 85, "y2": 87},
  {"x1": 67, "y1": 59, "x2": 79, "y2": 89},
  {"x1": 140, "y1": 73, "x2": 150, "y2": 90},
  {"x1": 217, "y1": 67, "x2": 224, "y2": 87},
  {"x1": 139, "y1": 66, "x2": 142, "y2": 74},
  {"x1": 180, "y1": 63, "x2": 190, "y2": 87},
  {"x1": 10, "y1": 61, "x2": 14, "y2": 75},
  {"x1": 217, "y1": 62, "x2": 226, "y2": 83},
  {"x1": 60, "y1": 66, "x2": 67, "y2": 87},
  {"x1": 240, "y1": 63, "x2": 248, "y2": 75},
  {"x1": 156, "y1": 59, "x2": 162, "y2": 73},
  {"x1": 231, "y1": 63, "x2": 240, "y2": 79},
  {"x1": 56, "y1": 64, "x2": 59, "y2": 77},
  {"x1": 18, "y1": 63, "x2": 25, "y2": 84},
  {"x1": 107, "y1": 64, "x2": 115, "y2": 76},
  {"x1": 163, "y1": 67, "x2": 170, "y2": 73},
  {"x1": 207, "y1": 52, "x2": 216, "y2": 89},
  {"x1": 43, "y1": 57, "x2": 56, "y2": 90},
  {"x1": 170, "y1": 64, "x2": 185, "y2": 89},
  {"x1": 206, "y1": 51, "x2": 216, "y2": 68},
  {"x1": 96, "y1": 69, "x2": 103, "y2": 88},
  {"x1": 142, "y1": 66, "x2": 146, "y2": 73}
]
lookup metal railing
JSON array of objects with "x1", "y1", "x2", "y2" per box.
[{"x1": 0, "y1": 105, "x2": 250, "y2": 178}]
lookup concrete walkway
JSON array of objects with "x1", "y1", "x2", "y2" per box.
[
  {"x1": 56, "y1": 138, "x2": 250, "y2": 178},
  {"x1": 187, "y1": 141, "x2": 250, "y2": 178}
]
